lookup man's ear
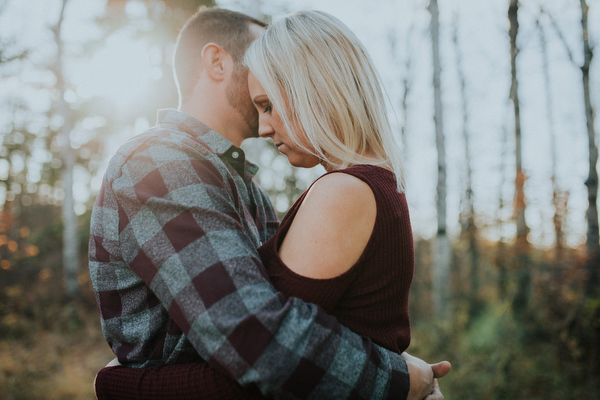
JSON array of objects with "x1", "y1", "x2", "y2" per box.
[{"x1": 201, "y1": 43, "x2": 231, "y2": 81}]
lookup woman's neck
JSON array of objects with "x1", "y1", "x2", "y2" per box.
[{"x1": 320, "y1": 153, "x2": 390, "y2": 173}]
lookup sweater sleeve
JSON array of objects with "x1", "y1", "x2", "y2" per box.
[{"x1": 95, "y1": 362, "x2": 264, "y2": 400}]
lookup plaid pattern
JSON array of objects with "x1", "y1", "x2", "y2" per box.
[{"x1": 89, "y1": 109, "x2": 409, "y2": 399}]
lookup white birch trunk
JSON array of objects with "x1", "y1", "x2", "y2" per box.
[
  {"x1": 54, "y1": 0, "x2": 79, "y2": 297},
  {"x1": 428, "y1": 0, "x2": 450, "y2": 319}
]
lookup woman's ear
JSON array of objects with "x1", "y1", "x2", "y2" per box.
[{"x1": 201, "y1": 43, "x2": 232, "y2": 81}]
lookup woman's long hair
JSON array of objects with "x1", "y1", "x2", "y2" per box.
[{"x1": 244, "y1": 10, "x2": 405, "y2": 192}]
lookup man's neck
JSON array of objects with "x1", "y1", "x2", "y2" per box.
[{"x1": 180, "y1": 100, "x2": 244, "y2": 148}]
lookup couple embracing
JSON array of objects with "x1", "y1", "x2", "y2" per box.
[{"x1": 89, "y1": 7, "x2": 451, "y2": 400}]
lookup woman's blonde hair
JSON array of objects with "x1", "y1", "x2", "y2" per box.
[{"x1": 244, "y1": 10, "x2": 405, "y2": 191}]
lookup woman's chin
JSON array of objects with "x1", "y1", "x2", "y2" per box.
[{"x1": 287, "y1": 157, "x2": 321, "y2": 169}]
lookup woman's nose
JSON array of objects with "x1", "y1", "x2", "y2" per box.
[{"x1": 257, "y1": 117, "x2": 274, "y2": 138}]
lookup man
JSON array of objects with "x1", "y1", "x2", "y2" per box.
[{"x1": 89, "y1": 7, "x2": 449, "y2": 399}]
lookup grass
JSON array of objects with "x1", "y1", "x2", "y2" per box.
[{"x1": 0, "y1": 301, "x2": 114, "y2": 400}]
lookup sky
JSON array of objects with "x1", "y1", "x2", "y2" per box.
[
  {"x1": 213, "y1": 0, "x2": 600, "y2": 247},
  {"x1": 1, "y1": 0, "x2": 599, "y2": 248}
]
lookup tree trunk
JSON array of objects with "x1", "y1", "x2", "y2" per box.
[
  {"x1": 428, "y1": 0, "x2": 450, "y2": 319},
  {"x1": 496, "y1": 101, "x2": 512, "y2": 301},
  {"x1": 400, "y1": 72, "x2": 410, "y2": 154},
  {"x1": 388, "y1": 22, "x2": 415, "y2": 159},
  {"x1": 537, "y1": 16, "x2": 564, "y2": 261},
  {"x1": 396, "y1": 24, "x2": 415, "y2": 154},
  {"x1": 53, "y1": 0, "x2": 79, "y2": 297},
  {"x1": 452, "y1": 18, "x2": 480, "y2": 321},
  {"x1": 579, "y1": 0, "x2": 599, "y2": 292},
  {"x1": 508, "y1": 0, "x2": 530, "y2": 316}
]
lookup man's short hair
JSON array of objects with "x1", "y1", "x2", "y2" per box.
[{"x1": 173, "y1": 7, "x2": 267, "y2": 102}]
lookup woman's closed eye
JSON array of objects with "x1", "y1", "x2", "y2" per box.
[{"x1": 263, "y1": 104, "x2": 272, "y2": 113}]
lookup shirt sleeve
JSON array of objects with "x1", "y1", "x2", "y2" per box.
[{"x1": 111, "y1": 138, "x2": 410, "y2": 400}]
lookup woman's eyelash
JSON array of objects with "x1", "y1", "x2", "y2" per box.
[{"x1": 263, "y1": 105, "x2": 272, "y2": 113}]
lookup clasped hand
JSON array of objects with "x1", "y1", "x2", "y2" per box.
[{"x1": 402, "y1": 352, "x2": 451, "y2": 400}]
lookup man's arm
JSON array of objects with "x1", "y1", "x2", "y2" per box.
[{"x1": 105, "y1": 138, "x2": 412, "y2": 399}]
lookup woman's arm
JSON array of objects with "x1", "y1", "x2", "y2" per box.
[
  {"x1": 279, "y1": 171, "x2": 377, "y2": 279},
  {"x1": 95, "y1": 362, "x2": 263, "y2": 400}
]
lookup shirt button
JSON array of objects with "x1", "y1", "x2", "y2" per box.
[{"x1": 232, "y1": 151, "x2": 240, "y2": 159}]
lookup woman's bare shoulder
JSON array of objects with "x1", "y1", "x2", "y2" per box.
[{"x1": 278, "y1": 171, "x2": 376, "y2": 279}]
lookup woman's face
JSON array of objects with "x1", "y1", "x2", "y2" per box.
[{"x1": 248, "y1": 72, "x2": 321, "y2": 169}]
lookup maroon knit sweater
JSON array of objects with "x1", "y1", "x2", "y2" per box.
[{"x1": 95, "y1": 164, "x2": 414, "y2": 399}]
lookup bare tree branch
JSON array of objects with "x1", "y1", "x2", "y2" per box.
[{"x1": 540, "y1": 7, "x2": 577, "y2": 66}]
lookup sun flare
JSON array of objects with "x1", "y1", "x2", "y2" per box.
[{"x1": 72, "y1": 30, "x2": 161, "y2": 109}]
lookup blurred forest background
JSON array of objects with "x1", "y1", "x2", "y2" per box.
[{"x1": 0, "y1": 0, "x2": 599, "y2": 398}]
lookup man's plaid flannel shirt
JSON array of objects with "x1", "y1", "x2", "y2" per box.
[{"x1": 89, "y1": 109, "x2": 410, "y2": 399}]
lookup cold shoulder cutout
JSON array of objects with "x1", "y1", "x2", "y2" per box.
[
  {"x1": 258, "y1": 164, "x2": 414, "y2": 353},
  {"x1": 278, "y1": 170, "x2": 377, "y2": 280}
]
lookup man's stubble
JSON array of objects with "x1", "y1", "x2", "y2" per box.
[{"x1": 226, "y1": 64, "x2": 259, "y2": 139}]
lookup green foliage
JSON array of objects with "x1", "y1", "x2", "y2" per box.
[
  {"x1": 451, "y1": 306, "x2": 558, "y2": 399},
  {"x1": 408, "y1": 237, "x2": 600, "y2": 400},
  {"x1": 0, "y1": 208, "x2": 95, "y2": 339},
  {"x1": 411, "y1": 303, "x2": 597, "y2": 399}
]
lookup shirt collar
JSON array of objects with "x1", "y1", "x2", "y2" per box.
[{"x1": 156, "y1": 109, "x2": 259, "y2": 177}]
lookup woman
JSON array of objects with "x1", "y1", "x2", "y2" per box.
[{"x1": 96, "y1": 10, "x2": 430, "y2": 399}]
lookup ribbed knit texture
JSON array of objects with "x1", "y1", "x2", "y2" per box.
[
  {"x1": 260, "y1": 164, "x2": 414, "y2": 353},
  {"x1": 95, "y1": 362, "x2": 263, "y2": 400}
]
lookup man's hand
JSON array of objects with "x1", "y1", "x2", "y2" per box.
[
  {"x1": 402, "y1": 352, "x2": 451, "y2": 400},
  {"x1": 425, "y1": 379, "x2": 443, "y2": 400}
]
